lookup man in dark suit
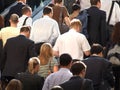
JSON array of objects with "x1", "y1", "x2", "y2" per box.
[
  {"x1": 0, "y1": 26, "x2": 36, "y2": 84},
  {"x1": 87, "y1": 0, "x2": 107, "y2": 47},
  {"x1": 4, "y1": 0, "x2": 26, "y2": 26},
  {"x1": 60, "y1": 62, "x2": 94, "y2": 90},
  {"x1": 82, "y1": 44, "x2": 114, "y2": 90},
  {"x1": 16, "y1": 57, "x2": 44, "y2": 90}
]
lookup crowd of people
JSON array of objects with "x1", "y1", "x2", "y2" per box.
[{"x1": 0, "y1": 0, "x2": 120, "y2": 90}]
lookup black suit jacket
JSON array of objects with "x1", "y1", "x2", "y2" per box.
[
  {"x1": 16, "y1": 71, "x2": 44, "y2": 90},
  {"x1": 87, "y1": 6, "x2": 107, "y2": 46},
  {"x1": 1, "y1": 35, "x2": 36, "y2": 77},
  {"x1": 5, "y1": 2, "x2": 25, "y2": 26},
  {"x1": 60, "y1": 76, "x2": 94, "y2": 90},
  {"x1": 82, "y1": 56, "x2": 114, "y2": 89}
]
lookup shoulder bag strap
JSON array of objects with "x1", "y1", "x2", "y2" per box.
[
  {"x1": 81, "y1": 79, "x2": 86, "y2": 90},
  {"x1": 107, "y1": 1, "x2": 115, "y2": 25},
  {"x1": 22, "y1": 17, "x2": 29, "y2": 26}
]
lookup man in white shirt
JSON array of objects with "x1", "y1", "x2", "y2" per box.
[
  {"x1": 53, "y1": 19, "x2": 90, "y2": 60},
  {"x1": 17, "y1": 5, "x2": 32, "y2": 29},
  {"x1": 42, "y1": 54, "x2": 73, "y2": 90},
  {"x1": 100, "y1": 0, "x2": 120, "y2": 26},
  {"x1": 30, "y1": 6, "x2": 60, "y2": 55}
]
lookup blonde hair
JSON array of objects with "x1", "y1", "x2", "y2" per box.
[
  {"x1": 70, "y1": 19, "x2": 82, "y2": 30},
  {"x1": 39, "y1": 43, "x2": 53, "y2": 65},
  {"x1": 28, "y1": 57, "x2": 40, "y2": 73}
]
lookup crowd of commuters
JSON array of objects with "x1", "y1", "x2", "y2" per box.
[{"x1": 0, "y1": 0, "x2": 120, "y2": 90}]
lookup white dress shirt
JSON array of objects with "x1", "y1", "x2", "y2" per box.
[
  {"x1": 42, "y1": 68, "x2": 72, "y2": 90},
  {"x1": 17, "y1": 15, "x2": 32, "y2": 29},
  {"x1": 30, "y1": 16, "x2": 60, "y2": 44},
  {"x1": 80, "y1": 0, "x2": 91, "y2": 10},
  {"x1": 53, "y1": 29, "x2": 91, "y2": 60},
  {"x1": 100, "y1": 0, "x2": 120, "y2": 25}
]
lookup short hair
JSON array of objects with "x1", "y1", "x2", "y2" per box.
[
  {"x1": 43, "y1": 6, "x2": 52, "y2": 15},
  {"x1": 22, "y1": 5, "x2": 31, "y2": 14},
  {"x1": 70, "y1": 61, "x2": 87, "y2": 75},
  {"x1": 20, "y1": 26, "x2": 30, "y2": 33},
  {"x1": 72, "y1": 4, "x2": 80, "y2": 13},
  {"x1": 10, "y1": 14, "x2": 19, "y2": 23},
  {"x1": 48, "y1": 3, "x2": 55, "y2": 7},
  {"x1": 5, "y1": 79, "x2": 22, "y2": 90},
  {"x1": 90, "y1": 44, "x2": 103, "y2": 54},
  {"x1": 59, "y1": 54, "x2": 72, "y2": 66},
  {"x1": 54, "y1": 0, "x2": 62, "y2": 4},
  {"x1": 51, "y1": 86, "x2": 63, "y2": 90},
  {"x1": 70, "y1": 19, "x2": 82, "y2": 29},
  {"x1": 90, "y1": 0, "x2": 100, "y2": 5},
  {"x1": 28, "y1": 57, "x2": 40, "y2": 73}
]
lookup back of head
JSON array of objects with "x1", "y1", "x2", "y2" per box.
[
  {"x1": 54, "y1": 0, "x2": 62, "y2": 4},
  {"x1": 70, "y1": 61, "x2": 87, "y2": 75},
  {"x1": 20, "y1": 26, "x2": 30, "y2": 33},
  {"x1": 43, "y1": 6, "x2": 53, "y2": 15},
  {"x1": 70, "y1": 19, "x2": 82, "y2": 30},
  {"x1": 90, "y1": 0, "x2": 100, "y2": 5},
  {"x1": 0, "y1": 15, "x2": 4, "y2": 29},
  {"x1": 5, "y1": 79, "x2": 22, "y2": 90},
  {"x1": 22, "y1": 5, "x2": 32, "y2": 15},
  {"x1": 59, "y1": 54, "x2": 72, "y2": 66},
  {"x1": 17, "y1": 0, "x2": 26, "y2": 3},
  {"x1": 90, "y1": 44, "x2": 103, "y2": 55},
  {"x1": 10, "y1": 14, "x2": 19, "y2": 24},
  {"x1": 28, "y1": 57, "x2": 40, "y2": 73},
  {"x1": 51, "y1": 86, "x2": 63, "y2": 90},
  {"x1": 72, "y1": 4, "x2": 80, "y2": 13}
]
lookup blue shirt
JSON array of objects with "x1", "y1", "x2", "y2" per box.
[{"x1": 42, "y1": 68, "x2": 73, "y2": 90}]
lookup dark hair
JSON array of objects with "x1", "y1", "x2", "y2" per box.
[
  {"x1": 20, "y1": 26, "x2": 30, "y2": 33},
  {"x1": 70, "y1": 61, "x2": 86, "y2": 75},
  {"x1": 72, "y1": 4, "x2": 80, "y2": 13},
  {"x1": 51, "y1": 86, "x2": 63, "y2": 90},
  {"x1": 112, "y1": 22, "x2": 120, "y2": 44},
  {"x1": 90, "y1": 44, "x2": 103, "y2": 54},
  {"x1": 90, "y1": 0, "x2": 100, "y2": 5},
  {"x1": 43, "y1": 6, "x2": 52, "y2": 15},
  {"x1": 5, "y1": 79, "x2": 22, "y2": 90},
  {"x1": 59, "y1": 54, "x2": 72, "y2": 66},
  {"x1": 54, "y1": 0, "x2": 62, "y2": 4},
  {"x1": 22, "y1": 5, "x2": 31, "y2": 14},
  {"x1": 0, "y1": 15, "x2": 4, "y2": 29},
  {"x1": 48, "y1": 3, "x2": 55, "y2": 7}
]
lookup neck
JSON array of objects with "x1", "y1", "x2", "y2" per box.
[{"x1": 10, "y1": 23, "x2": 17, "y2": 27}]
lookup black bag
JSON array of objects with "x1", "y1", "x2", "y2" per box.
[{"x1": 59, "y1": 7, "x2": 69, "y2": 34}]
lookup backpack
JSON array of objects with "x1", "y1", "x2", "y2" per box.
[
  {"x1": 76, "y1": 9, "x2": 89, "y2": 39},
  {"x1": 107, "y1": 44, "x2": 120, "y2": 65}
]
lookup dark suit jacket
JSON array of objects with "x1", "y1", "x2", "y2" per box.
[
  {"x1": 82, "y1": 56, "x2": 114, "y2": 90},
  {"x1": 16, "y1": 71, "x2": 44, "y2": 90},
  {"x1": 5, "y1": 2, "x2": 25, "y2": 26},
  {"x1": 87, "y1": 6, "x2": 107, "y2": 46},
  {"x1": 1, "y1": 35, "x2": 36, "y2": 77},
  {"x1": 60, "y1": 76, "x2": 94, "y2": 90}
]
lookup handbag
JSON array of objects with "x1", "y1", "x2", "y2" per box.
[{"x1": 59, "y1": 7, "x2": 69, "y2": 34}]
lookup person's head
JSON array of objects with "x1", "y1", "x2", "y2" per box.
[
  {"x1": 20, "y1": 26, "x2": 31, "y2": 38},
  {"x1": 17, "y1": 0, "x2": 26, "y2": 4},
  {"x1": 40, "y1": 43, "x2": 53, "y2": 65},
  {"x1": 5, "y1": 79, "x2": 22, "y2": 90},
  {"x1": 70, "y1": 19, "x2": 82, "y2": 32},
  {"x1": 0, "y1": 15, "x2": 4, "y2": 29},
  {"x1": 48, "y1": 3, "x2": 55, "y2": 7},
  {"x1": 71, "y1": 61, "x2": 87, "y2": 78},
  {"x1": 59, "y1": 54, "x2": 72, "y2": 68},
  {"x1": 54, "y1": 0, "x2": 63, "y2": 6},
  {"x1": 112, "y1": 22, "x2": 120, "y2": 44},
  {"x1": 51, "y1": 86, "x2": 63, "y2": 90},
  {"x1": 9, "y1": 14, "x2": 19, "y2": 25},
  {"x1": 28, "y1": 57, "x2": 40, "y2": 74},
  {"x1": 22, "y1": 5, "x2": 32, "y2": 17},
  {"x1": 90, "y1": 0, "x2": 101, "y2": 8},
  {"x1": 43, "y1": 6, "x2": 53, "y2": 18},
  {"x1": 71, "y1": 4, "x2": 80, "y2": 17},
  {"x1": 90, "y1": 44, "x2": 104, "y2": 57}
]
